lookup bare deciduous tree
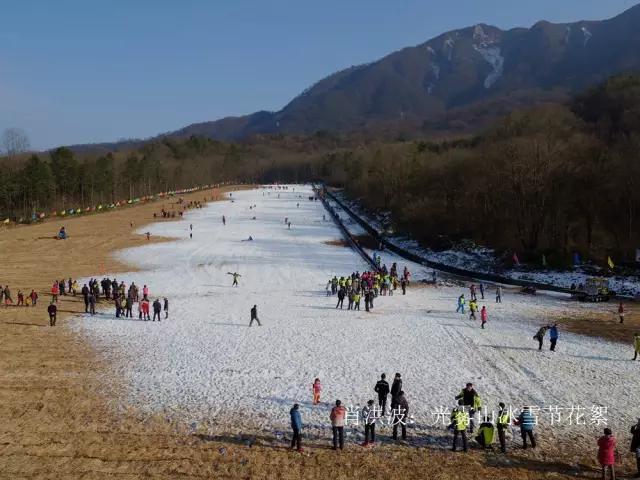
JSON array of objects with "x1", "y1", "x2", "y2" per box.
[{"x1": 2, "y1": 127, "x2": 31, "y2": 156}]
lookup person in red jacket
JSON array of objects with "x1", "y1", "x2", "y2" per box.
[
  {"x1": 480, "y1": 306, "x2": 488, "y2": 329},
  {"x1": 597, "y1": 428, "x2": 617, "y2": 480}
]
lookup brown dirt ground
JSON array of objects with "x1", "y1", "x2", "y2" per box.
[{"x1": 0, "y1": 187, "x2": 637, "y2": 479}]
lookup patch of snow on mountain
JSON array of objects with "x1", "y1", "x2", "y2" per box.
[
  {"x1": 431, "y1": 62, "x2": 440, "y2": 80},
  {"x1": 474, "y1": 45, "x2": 504, "y2": 89},
  {"x1": 581, "y1": 26, "x2": 592, "y2": 46},
  {"x1": 427, "y1": 46, "x2": 436, "y2": 55}
]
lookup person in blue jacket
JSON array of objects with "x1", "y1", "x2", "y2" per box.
[
  {"x1": 290, "y1": 403, "x2": 303, "y2": 452},
  {"x1": 516, "y1": 406, "x2": 537, "y2": 449},
  {"x1": 549, "y1": 323, "x2": 559, "y2": 352}
]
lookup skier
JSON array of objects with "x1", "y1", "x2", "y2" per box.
[
  {"x1": 312, "y1": 378, "x2": 322, "y2": 405},
  {"x1": 361, "y1": 399, "x2": 376, "y2": 446},
  {"x1": 515, "y1": 406, "x2": 537, "y2": 449},
  {"x1": 374, "y1": 373, "x2": 390, "y2": 415},
  {"x1": 629, "y1": 417, "x2": 640, "y2": 477},
  {"x1": 549, "y1": 323, "x2": 559, "y2": 351},
  {"x1": 496, "y1": 285, "x2": 502, "y2": 303},
  {"x1": 475, "y1": 416, "x2": 495, "y2": 449},
  {"x1": 597, "y1": 428, "x2": 617, "y2": 480},
  {"x1": 249, "y1": 305, "x2": 261, "y2": 326},
  {"x1": 534, "y1": 325, "x2": 550, "y2": 351},
  {"x1": 455, "y1": 383, "x2": 481, "y2": 433},
  {"x1": 456, "y1": 294, "x2": 466, "y2": 314},
  {"x1": 330, "y1": 400, "x2": 346, "y2": 450},
  {"x1": 290, "y1": 403, "x2": 303, "y2": 452},
  {"x1": 47, "y1": 301, "x2": 57, "y2": 326},
  {"x1": 480, "y1": 305, "x2": 487, "y2": 329},
  {"x1": 618, "y1": 303, "x2": 625, "y2": 324},
  {"x1": 634, "y1": 333, "x2": 640, "y2": 361},
  {"x1": 497, "y1": 402, "x2": 511, "y2": 453},
  {"x1": 228, "y1": 272, "x2": 241, "y2": 286},
  {"x1": 153, "y1": 299, "x2": 162, "y2": 321},
  {"x1": 450, "y1": 402, "x2": 469, "y2": 452},
  {"x1": 163, "y1": 297, "x2": 169, "y2": 319}
]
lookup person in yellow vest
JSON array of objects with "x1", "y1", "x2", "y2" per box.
[
  {"x1": 475, "y1": 416, "x2": 495, "y2": 449},
  {"x1": 497, "y1": 402, "x2": 511, "y2": 453},
  {"x1": 455, "y1": 383, "x2": 482, "y2": 433},
  {"x1": 450, "y1": 402, "x2": 469, "y2": 452},
  {"x1": 633, "y1": 333, "x2": 640, "y2": 361}
]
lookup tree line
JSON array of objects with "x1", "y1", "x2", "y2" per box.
[{"x1": 2, "y1": 74, "x2": 639, "y2": 265}]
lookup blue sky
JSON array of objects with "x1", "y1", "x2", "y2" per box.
[{"x1": 1, "y1": 0, "x2": 637, "y2": 149}]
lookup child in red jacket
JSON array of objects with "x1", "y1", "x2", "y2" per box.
[{"x1": 597, "y1": 428, "x2": 617, "y2": 480}]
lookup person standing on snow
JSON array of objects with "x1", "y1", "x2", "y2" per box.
[
  {"x1": 515, "y1": 406, "x2": 537, "y2": 449},
  {"x1": 534, "y1": 325, "x2": 550, "y2": 351},
  {"x1": 456, "y1": 294, "x2": 466, "y2": 314},
  {"x1": 497, "y1": 402, "x2": 511, "y2": 453},
  {"x1": 633, "y1": 333, "x2": 640, "y2": 361},
  {"x1": 469, "y1": 299, "x2": 478, "y2": 320},
  {"x1": 455, "y1": 383, "x2": 481, "y2": 433},
  {"x1": 249, "y1": 305, "x2": 261, "y2": 327},
  {"x1": 330, "y1": 400, "x2": 346, "y2": 450},
  {"x1": 597, "y1": 428, "x2": 617, "y2": 480},
  {"x1": 401, "y1": 278, "x2": 407, "y2": 295},
  {"x1": 390, "y1": 373, "x2": 402, "y2": 405},
  {"x1": 153, "y1": 299, "x2": 162, "y2": 321},
  {"x1": 629, "y1": 418, "x2": 640, "y2": 477},
  {"x1": 470, "y1": 284, "x2": 477, "y2": 301},
  {"x1": 312, "y1": 378, "x2": 322, "y2": 405},
  {"x1": 336, "y1": 288, "x2": 345, "y2": 309},
  {"x1": 392, "y1": 391, "x2": 409, "y2": 441},
  {"x1": 479, "y1": 283, "x2": 485, "y2": 300},
  {"x1": 228, "y1": 272, "x2": 241, "y2": 286},
  {"x1": 361, "y1": 399, "x2": 377, "y2": 446},
  {"x1": 88, "y1": 292, "x2": 96, "y2": 315},
  {"x1": 480, "y1": 306, "x2": 487, "y2": 329},
  {"x1": 375, "y1": 373, "x2": 390, "y2": 415},
  {"x1": 222, "y1": 215, "x2": 226, "y2": 225},
  {"x1": 450, "y1": 402, "x2": 469, "y2": 452},
  {"x1": 290, "y1": 403, "x2": 303, "y2": 452},
  {"x1": 496, "y1": 285, "x2": 502, "y2": 303},
  {"x1": 163, "y1": 297, "x2": 169, "y2": 319},
  {"x1": 549, "y1": 324, "x2": 559, "y2": 351}
]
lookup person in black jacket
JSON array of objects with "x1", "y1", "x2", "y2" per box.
[
  {"x1": 392, "y1": 391, "x2": 409, "y2": 440},
  {"x1": 390, "y1": 373, "x2": 402, "y2": 403},
  {"x1": 374, "y1": 373, "x2": 390, "y2": 415},
  {"x1": 152, "y1": 299, "x2": 162, "y2": 322},
  {"x1": 81, "y1": 284, "x2": 90, "y2": 313},
  {"x1": 250, "y1": 305, "x2": 261, "y2": 326},
  {"x1": 336, "y1": 288, "x2": 345, "y2": 309},
  {"x1": 631, "y1": 418, "x2": 640, "y2": 477},
  {"x1": 47, "y1": 302, "x2": 57, "y2": 326},
  {"x1": 455, "y1": 383, "x2": 480, "y2": 433}
]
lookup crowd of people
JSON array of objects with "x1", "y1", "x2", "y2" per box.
[{"x1": 326, "y1": 262, "x2": 411, "y2": 313}]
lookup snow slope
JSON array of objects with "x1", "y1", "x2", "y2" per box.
[{"x1": 73, "y1": 186, "x2": 639, "y2": 444}]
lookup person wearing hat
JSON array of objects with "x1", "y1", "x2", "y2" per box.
[
  {"x1": 289, "y1": 403, "x2": 303, "y2": 452},
  {"x1": 361, "y1": 399, "x2": 377, "y2": 446}
]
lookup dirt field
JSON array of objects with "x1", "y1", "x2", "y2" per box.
[{"x1": 0, "y1": 187, "x2": 636, "y2": 479}]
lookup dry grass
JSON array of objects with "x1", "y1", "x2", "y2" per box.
[{"x1": 0, "y1": 187, "x2": 636, "y2": 479}]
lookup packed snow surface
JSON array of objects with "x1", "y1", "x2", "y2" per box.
[{"x1": 74, "y1": 186, "x2": 639, "y2": 442}]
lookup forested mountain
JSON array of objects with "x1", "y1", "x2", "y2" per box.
[{"x1": 167, "y1": 3, "x2": 640, "y2": 140}]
